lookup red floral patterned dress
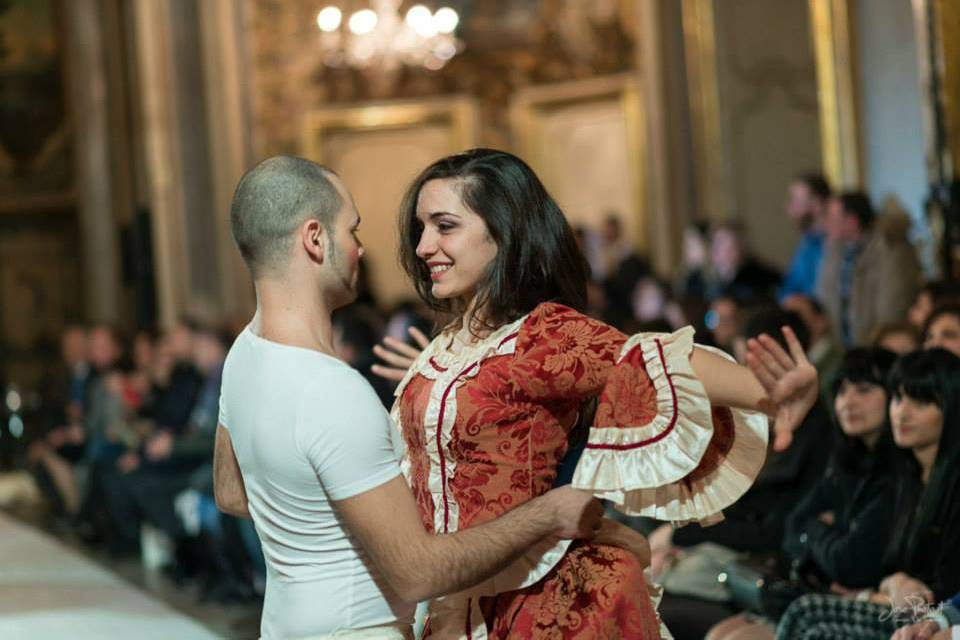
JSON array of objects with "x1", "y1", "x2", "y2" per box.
[{"x1": 391, "y1": 303, "x2": 768, "y2": 639}]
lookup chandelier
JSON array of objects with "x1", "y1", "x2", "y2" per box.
[{"x1": 316, "y1": 0, "x2": 462, "y2": 72}]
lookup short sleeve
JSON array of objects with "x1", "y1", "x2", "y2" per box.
[
  {"x1": 217, "y1": 386, "x2": 229, "y2": 430},
  {"x1": 508, "y1": 303, "x2": 626, "y2": 403},
  {"x1": 571, "y1": 327, "x2": 769, "y2": 525},
  {"x1": 296, "y1": 370, "x2": 402, "y2": 501}
]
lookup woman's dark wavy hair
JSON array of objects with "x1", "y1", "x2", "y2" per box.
[
  {"x1": 398, "y1": 149, "x2": 589, "y2": 332},
  {"x1": 828, "y1": 348, "x2": 898, "y2": 470},
  {"x1": 884, "y1": 348, "x2": 960, "y2": 570}
]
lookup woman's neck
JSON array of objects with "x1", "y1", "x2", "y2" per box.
[
  {"x1": 913, "y1": 443, "x2": 939, "y2": 484},
  {"x1": 860, "y1": 429, "x2": 881, "y2": 451}
]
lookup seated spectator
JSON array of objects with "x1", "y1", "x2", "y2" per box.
[
  {"x1": 775, "y1": 349, "x2": 960, "y2": 640},
  {"x1": 653, "y1": 308, "x2": 831, "y2": 640},
  {"x1": 908, "y1": 280, "x2": 960, "y2": 329},
  {"x1": 677, "y1": 221, "x2": 710, "y2": 302},
  {"x1": 780, "y1": 174, "x2": 831, "y2": 300},
  {"x1": 783, "y1": 294, "x2": 844, "y2": 411},
  {"x1": 922, "y1": 304, "x2": 960, "y2": 357},
  {"x1": 101, "y1": 322, "x2": 210, "y2": 555},
  {"x1": 29, "y1": 324, "x2": 91, "y2": 517},
  {"x1": 708, "y1": 348, "x2": 899, "y2": 640},
  {"x1": 817, "y1": 191, "x2": 921, "y2": 347},
  {"x1": 707, "y1": 221, "x2": 781, "y2": 305},
  {"x1": 706, "y1": 295, "x2": 742, "y2": 356},
  {"x1": 872, "y1": 323, "x2": 922, "y2": 355}
]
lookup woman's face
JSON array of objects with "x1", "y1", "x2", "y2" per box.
[
  {"x1": 834, "y1": 380, "x2": 887, "y2": 441},
  {"x1": 890, "y1": 391, "x2": 944, "y2": 451},
  {"x1": 415, "y1": 178, "x2": 499, "y2": 303},
  {"x1": 924, "y1": 313, "x2": 960, "y2": 357}
]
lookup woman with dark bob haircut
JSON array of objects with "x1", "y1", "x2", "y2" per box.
[
  {"x1": 385, "y1": 149, "x2": 818, "y2": 639},
  {"x1": 776, "y1": 348, "x2": 960, "y2": 640}
]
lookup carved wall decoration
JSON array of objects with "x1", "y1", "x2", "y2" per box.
[
  {"x1": 0, "y1": 0, "x2": 73, "y2": 205},
  {"x1": 249, "y1": 0, "x2": 637, "y2": 158}
]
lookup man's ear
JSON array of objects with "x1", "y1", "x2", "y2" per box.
[{"x1": 301, "y1": 219, "x2": 325, "y2": 264}]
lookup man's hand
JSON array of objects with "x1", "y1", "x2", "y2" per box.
[
  {"x1": 541, "y1": 486, "x2": 604, "y2": 539},
  {"x1": 371, "y1": 327, "x2": 430, "y2": 382},
  {"x1": 818, "y1": 511, "x2": 835, "y2": 526},
  {"x1": 145, "y1": 430, "x2": 174, "y2": 461},
  {"x1": 745, "y1": 326, "x2": 818, "y2": 451},
  {"x1": 891, "y1": 619, "x2": 942, "y2": 640}
]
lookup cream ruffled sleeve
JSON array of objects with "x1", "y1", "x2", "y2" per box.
[{"x1": 571, "y1": 326, "x2": 769, "y2": 525}]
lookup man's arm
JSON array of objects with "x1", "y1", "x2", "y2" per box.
[
  {"x1": 213, "y1": 425, "x2": 250, "y2": 518},
  {"x1": 334, "y1": 476, "x2": 601, "y2": 603}
]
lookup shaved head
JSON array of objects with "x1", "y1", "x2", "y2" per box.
[{"x1": 230, "y1": 155, "x2": 343, "y2": 278}]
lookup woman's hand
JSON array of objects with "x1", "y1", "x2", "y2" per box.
[
  {"x1": 744, "y1": 326, "x2": 819, "y2": 451},
  {"x1": 371, "y1": 327, "x2": 430, "y2": 382},
  {"x1": 880, "y1": 572, "x2": 934, "y2": 609},
  {"x1": 891, "y1": 619, "x2": 943, "y2": 640}
]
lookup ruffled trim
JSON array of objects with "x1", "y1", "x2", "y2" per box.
[
  {"x1": 391, "y1": 316, "x2": 526, "y2": 535},
  {"x1": 571, "y1": 328, "x2": 768, "y2": 525}
]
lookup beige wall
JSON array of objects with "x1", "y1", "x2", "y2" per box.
[{"x1": 687, "y1": 0, "x2": 822, "y2": 269}]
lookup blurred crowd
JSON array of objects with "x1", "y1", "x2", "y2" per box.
[{"x1": 14, "y1": 172, "x2": 960, "y2": 638}]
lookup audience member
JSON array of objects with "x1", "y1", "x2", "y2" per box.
[
  {"x1": 922, "y1": 304, "x2": 960, "y2": 357},
  {"x1": 654, "y1": 308, "x2": 829, "y2": 640},
  {"x1": 776, "y1": 349, "x2": 960, "y2": 640},
  {"x1": 780, "y1": 174, "x2": 831, "y2": 299},
  {"x1": 29, "y1": 325, "x2": 91, "y2": 516},
  {"x1": 707, "y1": 222, "x2": 781, "y2": 304},
  {"x1": 817, "y1": 191, "x2": 921, "y2": 347},
  {"x1": 909, "y1": 280, "x2": 960, "y2": 329},
  {"x1": 708, "y1": 348, "x2": 899, "y2": 640},
  {"x1": 872, "y1": 323, "x2": 922, "y2": 355}
]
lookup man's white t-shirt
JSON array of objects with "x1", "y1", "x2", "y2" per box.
[{"x1": 219, "y1": 326, "x2": 413, "y2": 638}]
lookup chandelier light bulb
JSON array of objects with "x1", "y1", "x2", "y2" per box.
[
  {"x1": 405, "y1": 5, "x2": 437, "y2": 37},
  {"x1": 433, "y1": 7, "x2": 459, "y2": 34},
  {"x1": 316, "y1": 6, "x2": 342, "y2": 32},
  {"x1": 349, "y1": 9, "x2": 378, "y2": 35}
]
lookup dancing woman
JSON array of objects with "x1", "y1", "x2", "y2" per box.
[{"x1": 387, "y1": 149, "x2": 817, "y2": 638}]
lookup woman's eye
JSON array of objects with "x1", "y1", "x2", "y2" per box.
[{"x1": 437, "y1": 222, "x2": 456, "y2": 232}]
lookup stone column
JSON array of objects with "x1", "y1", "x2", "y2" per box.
[{"x1": 63, "y1": 0, "x2": 123, "y2": 323}]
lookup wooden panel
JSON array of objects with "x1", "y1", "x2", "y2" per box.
[{"x1": 302, "y1": 96, "x2": 479, "y2": 307}]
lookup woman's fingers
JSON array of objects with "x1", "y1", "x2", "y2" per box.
[
  {"x1": 758, "y1": 334, "x2": 795, "y2": 373},
  {"x1": 382, "y1": 335, "x2": 422, "y2": 359},
  {"x1": 747, "y1": 339, "x2": 786, "y2": 382},
  {"x1": 408, "y1": 326, "x2": 430, "y2": 349},
  {"x1": 372, "y1": 343, "x2": 414, "y2": 368},
  {"x1": 370, "y1": 363, "x2": 407, "y2": 382},
  {"x1": 781, "y1": 326, "x2": 809, "y2": 365}
]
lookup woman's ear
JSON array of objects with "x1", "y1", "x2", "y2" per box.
[{"x1": 301, "y1": 219, "x2": 325, "y2": 264}]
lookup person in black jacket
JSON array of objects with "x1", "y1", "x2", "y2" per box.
[
  {"x1": 781, "y1": 348, "x2": 899, "y2": 588},
  {"x1": 774, "y1": 349, "x2": 960, "y2": 640}
]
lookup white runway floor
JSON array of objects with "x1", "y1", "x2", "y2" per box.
[{"x1": 0, "y1": 511, "x2": 221, "y2": 639}]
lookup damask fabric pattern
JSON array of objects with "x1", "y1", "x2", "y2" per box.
[{"x1": 392, "y1": 303, "x2": 767, "y2": 639}]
